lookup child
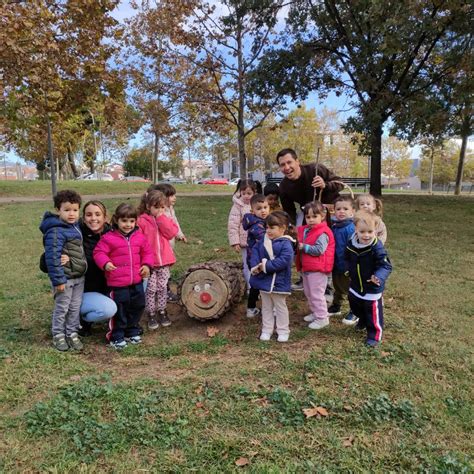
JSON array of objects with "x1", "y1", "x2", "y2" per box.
[
  {"x1": 263, "y1": 182, "x2": 282, "y2": 212},
  {"x1": 328, "y1": 196, "x2": 356, "y2": 324},
  {"x1": 137, "y1": 190, "x2": 179, "y2": 330},
  {"x1": 93, "y1": 203, "x2": 154, "y2": 349},
  {"x1": 40, "y1": 190, "x2": 87, "y2": 351},
  {"x1": 227, "y1": 179, "x2": 258, "y2": 291},
  {"x1": 355, "y1": 193, "x2": 387, "y2": 244},
  {"x1": 242, "y1": 194, "x2": 270, "y2": 317},
  {"x1": 345, "y1": 211, "x2": 392, "y2": 347},
  {"x1": 296, "y1": 202, "x2": 335, "y2": 330},
  {"x1": 250, "y1": 211, "x2": 295, "y2": 342}
]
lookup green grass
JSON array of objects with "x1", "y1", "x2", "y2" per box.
[
  {"x1": 0, "y1": 194, "x2": 473, "y2": 471},
  {"x1": 0, "y1": 180, "x2": 234, "y2": 198}
]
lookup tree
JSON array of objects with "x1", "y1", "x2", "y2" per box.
[
  {"x1": 382, "y1": 137, "x2": 412, "y2": 188},
  {"x1": 251, "y1": 0, "x2": 471, "y2": 195},
  {"x1": 123, "y1": 145, "x2": 170, "y2": 179}
]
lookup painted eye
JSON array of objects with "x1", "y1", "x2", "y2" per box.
[
  {"x1": 193, "y1": 285, "x2": 201, "y2": 292},
  {"x1": 204, "y1": 283, "x2": 211, "y2": 290}
]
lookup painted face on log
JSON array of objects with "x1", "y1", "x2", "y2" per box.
[{"x1": 180, "y1": 269, "x2": 228, "y2": 319}]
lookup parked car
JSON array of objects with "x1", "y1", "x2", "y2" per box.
[
  {"x1": 122, "y1": 176, "x2": 151, "y2": 183},
  {"x1": 76, "y1": 172, "x2": 114, "y2": 181},
  {"x1": 229, "y1": 177, "x2": 241, "y2": 186},
  {"x1": 200, "y1": 178, "x2": 229, "y2": 185},
  {"x1": 158, "y1": 177, "x2": 186, "y2": 184}
]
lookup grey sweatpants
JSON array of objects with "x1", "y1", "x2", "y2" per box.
[{"x1": 52, "y1": 276, "x2": 85, "y2": 337}]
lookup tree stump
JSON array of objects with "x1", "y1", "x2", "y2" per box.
[{"x1": 177, "y1": 261, "x2": 246, "y2": 321}]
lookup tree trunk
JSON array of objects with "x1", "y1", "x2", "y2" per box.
[
  {"x1": 153, "y1": 131, "x2": 159, "y2": 184},
  {"x1": 236, "y1": 19, "x2": 247, "y2": 178},
  {"x1": 46, "y1": 115, "x2": 56, "y2": 198},
  {"x1": 66, "y1": 143, "x2": 79, "y2": 178},
  {"x1": 428, "y1": 147, "x2": 435, "y2": 195},
  {"x1": 454, "y1": 114, "x2": 470, "y2": 196},
  {"x1": 369, "y1": 124, "x2": 383, "y2": 196},
  {"x1": 178, "y1": 261, "x2": 246, "y2": 321}
]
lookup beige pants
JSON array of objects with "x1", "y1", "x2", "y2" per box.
[{"x1": 260, "y1": 292, "x2": 289, "y2": 336}]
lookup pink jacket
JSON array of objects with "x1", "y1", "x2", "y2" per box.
[
  {"x1": 93, "y1": 228, "x2": 154, "y2": 288},
  {"x1": 227, "y1": 194, "x2": 250, "y2": 247},
  {"x1": 137, "y1": 213, "x2": 178, "y2": 267}
]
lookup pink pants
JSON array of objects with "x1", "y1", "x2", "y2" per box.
[
  {"x1": 302, "y1": 272, "x2": 328, "y2": 320},
  {"x1": 145, "y1": 266, "x2": 170, "y2": 314},
  {"x1": 260, "y1": 292, "x2": 289, "y2": 336}
]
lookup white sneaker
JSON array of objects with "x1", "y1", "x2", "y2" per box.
[
  {"x1": 247, "y1": 307, "x2": 261, "y2": 318},
  {"x1": 308, "y1": 318, "x2": 330, "y2": 330},
  {"x1": 259, "y1": 332, "x2": 272, "y2": 341},
  {"x1": 303, "y1": 313, "x2": 316, "y2": 322},
  {"x1": 277, "y1": 333, "x2": 289, "y2": 343}
]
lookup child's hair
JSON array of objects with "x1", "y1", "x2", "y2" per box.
[
  {"x1": 83, "y1": 200, "x2": 106, "y2": 218},
  {"x1": 333, "y1": 195, "x2": 355, "y2": 208},
  {"x1": 263, "y1": 182, "x2": 280, "y2": 197},
  {"x1": 355, "y1": 193, "x2": 383, "y2": 217},
  {"x1": 266, "y1": 210, "x2": 289, "y2": 229},
  {"x1": 250, "y1": 194, "x2": 266, "y2": 208},
  {"x1": 138, "y1": 183, "x2": 176, "y2": 214},
  {"x1": 354, "y1": 210, "x2": 380, "y2": 230},
  {"x1": 303, "y1": 201, "x2": 326, "y2": 217},
  {"x1": 234, "y1": 179, "x2": 257, "y2": 195},
  {"x1": 111, "y1": 203, "x2": 138, "y2": 227},
  {"x1": 54, "y1": 190, "x2": 82, "y2": 209},
  {"x1": 138, "y1": 190, "x2": 167, "y2": 215}
]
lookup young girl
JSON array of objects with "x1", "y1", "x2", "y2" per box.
[
  {"x1": 93, "y1": 203, "x2": 154, "y2": 349},
  {"x1": 296, "y1": 201, "x2": 335, "y2": 330},
  {"x1": 137, "y1": 190, "x2": 179, "y2": 330},
  {"x1": 249, "y1": 211, "x2": 295, "y2": 342},
  {"x1": 355, "y1": 194, "x2": 387, "y2": 244},
  {"x1": 227, "y1": 179, "x2": 258, "y2": 290}
]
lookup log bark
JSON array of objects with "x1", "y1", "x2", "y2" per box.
[{"x1": 178, "y1": 261, "x2": 246, "y2": 321}]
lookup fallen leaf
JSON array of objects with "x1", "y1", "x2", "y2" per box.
[
  {"x1": 206, "y1": 326, "x2": 220, "y2": 337},
  {"x1": 303, "y1": 407, "x2": 319, "y2": 418},
  {"x1": 316, "y1": 406, "x2": 329, "y2": 417},
  {"x1": 343, "y1": 405, "x2": 353, "y2": 412},
  {"x1": 235, "y1": 457, "x2": 250, "y2": 467},
  {"x1": 342, "y1": 435, "x2": 354, "y2": 447},
  {"x1": 305, "y1": 372, "x2": 315, "y2": 378},
  {"x1": 195, "y1": 402, "x2": 204, "y2": 409},
  {"x1": 195, "y1": 385, "x2": 203, "y2": 394},
  {"x1": 196, "y1": 240, "x2": 204, "y2": 245},
  {"x1": 381, "y1": 351, "x2": 392, "y2": 357}
]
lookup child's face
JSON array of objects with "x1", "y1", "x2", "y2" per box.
[
  {"x1": 356, "y1": 221, "x2": 376, "y2": 245},
  {"x1": 252, "y1": 201, "x2": 270, "y2": 220},
  {"x1": 117, "y1": 217, "x2": 136, "y2": 234},
  {"x1": 149, "y1": 203, "x2": 167, "y2": 217},
  {"x1": 240, "y1": 187, "x2": 254, "y2": 204},
  {"x1": 305, "y1": 209, "x2": 323, "y2": 227},
  {"x1": 266, "y1": 224, "x2": 285, "y2": 240},
  {"x1": 265, "y1": 194, "x2": 279, "y2": 209},
  {"x1": 168, "y1": 194, "x2": 177, "y2": 207},
  {"x1": 57, "y1": 201, "x2": 80, "y2": 224},
  {"x1": 358, "y1": 196, "x2": 376, "y2": 212},
  {"x1": 334, "y1": 200, "x2": 354, "y2": 221},
  {"x1": 83, "y1": 204, "x2": 106, "y2": 234}
]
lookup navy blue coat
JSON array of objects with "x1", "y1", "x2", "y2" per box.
[
  {"x1": 345, "y1": 236, "x2": 392, "y2": 296},
  {"x1": 331, "y1": 217, "x2": 355, "y2": 273},
  {"x1": 40, "y1": 212, "x2": 87, "y2": 286},
  {"x1": 242, "y1": 213, "x2": 266, "y2": 267},
  {"x1": 249, "y1": 235, "x2": 294, "y2": 294}
]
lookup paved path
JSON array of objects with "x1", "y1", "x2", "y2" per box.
[{"x1": 0, "y1": 192, "x2": 233, "y2": 204}]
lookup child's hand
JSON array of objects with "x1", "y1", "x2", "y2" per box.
[
  {"x1": 104, "y1": 262, "x2": 117, "y2": 271},
  {"x1": 251, "y1": 264, "x2": 262, "y2": 275},
  {"x1": 55, "y1": 284, "x2": 65, "y2": 292},
  {"x1": 60, "y1": 254, "x2": 70, "y2": 266},
  {"x1": 178, "y1": 235, "x2": 188, "y2": 243},
  {"x1": 298, "y1": 242, "x2": 304, "y2": 250},
  {"x1": 232, "y1": 244, "x2": 241, "y2": 253},
  {"x1": 139, "y1": 265, "x2": 150, "y2": 279},
  {"x1": 367, "y1": 275, "x2": 381, "y2": 286}
]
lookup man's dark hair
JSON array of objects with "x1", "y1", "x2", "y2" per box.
[
  {"x1": 250, "y1": 194, "x2": 266, "y2": 208},
  {"x1": 333, "y1": 195, "x2": 355, "y2": 207},
  {"x1": 54, "y1": 190, "x2": 82, "y2": 209},
  {"x1": 264, "y1": 182, "x2": 280, "y2": 197},
  {"x1": 276, "y1": 148, "x2": 298, "y2": 164}
]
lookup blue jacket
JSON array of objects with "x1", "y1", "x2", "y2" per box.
[
  {"x1": 242, "y1": 213, "x2": 266, "y2": 266},
  {"x1": 345, "y1": 235, "x2": 392, "y2": 296},
  {"x1": 40, "y1": 212, "x2": 87, "y2": 286},
  {"x1": 249, "y1": 235, "x2": 294, "y2": 294},
  {"x1": 331, "y1": 217, "x2": 355, "y2": 273}
]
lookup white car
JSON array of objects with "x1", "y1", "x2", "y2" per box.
[
  {"x1": 229, "y1": 177, "x2": 241, "y2": 186},
  {"x1": 76, "y1": 172, "x2": 114, "y2": 181}
]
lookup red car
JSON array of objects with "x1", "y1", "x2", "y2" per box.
[{"x1": 200, "y1": 178, "x2": 229, "y2": 185}]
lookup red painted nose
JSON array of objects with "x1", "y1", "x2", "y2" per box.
[{"x1": 200, "y1": 292, "x2": 212, "y2": 304}]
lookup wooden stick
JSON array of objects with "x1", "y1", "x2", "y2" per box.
[{"x1": 313, "y1": 146, "x2": 322, "y2": 202}]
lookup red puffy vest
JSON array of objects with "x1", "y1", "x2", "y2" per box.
[{"x1": 296, "y1": 222, "x2": 335, "y2": 273}]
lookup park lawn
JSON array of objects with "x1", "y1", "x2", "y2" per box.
[
  {"x1": 0, "y1": 195, "x2": 473, "y2": 472},
  {"x1": 0, "y1": 180, "x2": 234, "y2": 198}
]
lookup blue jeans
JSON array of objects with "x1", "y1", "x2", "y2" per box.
[{"x1": 80, "y1": 292, "x2": 117, "y2": 323}]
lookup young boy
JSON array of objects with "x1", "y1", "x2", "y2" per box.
[
  {"x1": 40, "y1": 190, "x2": 87, "y2": 351},
  {"x1": 263, "y1": 182, "x2": 282, "y2": 212},
  {"x1": 345, "y1": 211, "x2": 392, "y2": 347},
  {"x1": 328, "y1": 196, "x2": 356, "y2": 324},
  {"x1": 242, "y1": 194, "x2": 270, "y2": 317}
]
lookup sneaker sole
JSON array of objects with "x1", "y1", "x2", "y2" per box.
[
  {"x1": 148, "y1": 324, "x2": 160, "y2": 330},
  {"x1": 160, "y1": 322, "x2": 172, "y2": 327},
  {"x1": 342, "y1": 319, "x2": 359, "y2": 326}
]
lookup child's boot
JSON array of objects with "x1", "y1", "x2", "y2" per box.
[
  {"x1": 53, "y1": 334, "x2": 69, "y2": 352},
  {"x1": 157, "y1": 309, "x2": 172, "y2": 327},
  {"x1": 66, "y1": 332, "x2": 84, "y2": 351},
  {"x1": 147, "y1": 311, "x2": 159, "y2": 330}
]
